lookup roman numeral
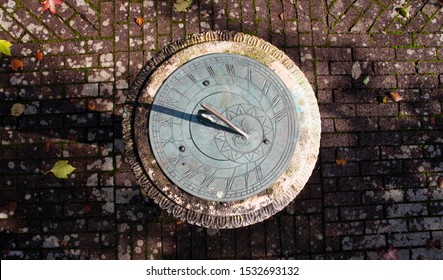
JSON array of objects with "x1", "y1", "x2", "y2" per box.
[
  {"x1": 160, "y1": 116, "x2": 172, "y2": 127},
  {"x1": 226, "y1": 64, "x2": 235, "y2": 76},
  {"x1": 255, "y1": 166, "x2": 263, "y2": 181},
  {"x1": 225, "y1": 177, "x2": 234, "y2": 191},
  {"x1": 168, "y1": 155, "x2": 181, "y2": 166},
  {"x1": 201, "y1": 176, "x2": 215, "y2": 188},
  {"x1": 207, "y1": 66, "x2": 215, "y2": 76},
  {"x1": 275, "y1": 108, "x2": 287, "y2": 123},
  {"x1": 162, "y1": 137, "x2": 172, "y2": 148},
  {"x1": 261, "y1": 80, "x2": 270, "y2": 94},
  {"x1": 183, "y1": 168, "x2": 198, "y2": 180},
  {"x1": 247, "y1": 69, "x2": 252, "y2": 81},
  {"x1": 271, "y1": 95, "x2": 280, "y2": 107},
  {"x1": 188, "y1": 73, "x2": 197, "y2": 83}
]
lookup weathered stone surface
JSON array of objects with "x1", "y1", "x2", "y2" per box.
[{"x1": 0, "y1": 0, "x2": 442, "y2": 260}]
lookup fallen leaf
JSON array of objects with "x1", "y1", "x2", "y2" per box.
[
  {"x1": 36, "y1": 50, "x2": 43, "y2": 61},
  {"x1": 135, "y1": 17, "x2": 144, "y2": 26},
  {"x1": 7, "y1": 202, "x2": 17, "y2": 213},
  {"x1": 45, "y1": 160, "x2": 76, "y2": 179},
  {"x1": 11, "y1": 103, "x2": 25, "y2": 117},
  {"x1": 426, "y1": 238, "x2": 441, "y2": 250},
  {"x1": 438, "y1": 176, "x2": 443, "y2": 188},
  {"x1": 44, "y1": 141, "x2": 52, "y2": 153},
  {"x1": 279, "y1": 12, "x2": 285, "y2": 20},
  {"x1": 389, "y1": 91, "x2": 403, "y2": 102},
  {"x1": 335, "y1": 158, "x2": 347, "y2": 166},
  {"x1": 429, "y1": 117, "x2": 436, "y2": 125},
  {"x1": 173, "y1": 0, "x2": 193, "y2": 13},
  {"x1": 88, "y1": 100, "x2": 97, "y2": 111},
  {"x1": 362, "y1": 75, "x2": 370, "y2": 85},
  {"x1": 176, "y1": 219, "x2": 186, "y2": 225},
  {"x1": 11, "y1": 58, "x2": 24, "y2": 71},
  {"x1": 0, "y1": 39, "x2": 12, "y2": 56},
  {"x1": 59, "y1": 240, "x2": 68, "y2": 247},
  {"x1": 395, "y1": 7, "x2": 410, "y2": 19},
  {"x1": 41, "y1": 0, "x2": 64, "y2": 14},
  {"x1": 351, "y1": 61, "x2": 362, "y2": 80},
  {"x1": 82, "y1": 205, "x2": 92, "y2": 214},
  {"x1": 377, "y1": 96, "x2": 388, "y2": 103},
  {"x1": 378, "y1": 247, "x2": 399, "y2": 260}
]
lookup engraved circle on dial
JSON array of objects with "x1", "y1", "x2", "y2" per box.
[{"x1": 149, "y1": 53, "x2": 298, "y2": 201}]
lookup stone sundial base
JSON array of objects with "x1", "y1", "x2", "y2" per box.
[{"x1": 122, "y1": 30, "x2": 321, "y2": 229}]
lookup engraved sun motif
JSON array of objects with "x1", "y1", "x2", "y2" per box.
[{"x1": 215, "y1": 104, "x2": 274, "y2": 164}]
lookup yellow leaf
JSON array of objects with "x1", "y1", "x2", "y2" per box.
[
  {"x1": 173, "y1": 0, "x2": 193, "y2": 12},
  {"x1": 0, "y1": 39, "x2": 12, "y2": 56},
  {"x1": 11, "y1": 103, "x2": 25, "y2": 117},
  {"x1": 47, "y1": 160, "x2": 76, "y2": 179},
  {"x1": 335, "y1": 158, "x2": 347, "y2": 166}
]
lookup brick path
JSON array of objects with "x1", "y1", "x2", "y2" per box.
[{"x1": 1, "y1": 0, "x2": 442, "y2": 260}]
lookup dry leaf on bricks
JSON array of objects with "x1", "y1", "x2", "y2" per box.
[
  {"x1": 389, "y1": 91, "x2": 403, "y2": 102},
  {"x1": 41, "y1": 0, "x2": 64, "y2": 14},
  {"x1": 173, "y1": 0, "x2": 193, "y2": 12},
  {"x1": 135, "y1": 17, "x2": 144, "y2": 26},
  {"x1": 11, "y1": 58, "x2": 23, "y2": 71},
  {"x1": 36, "y1": 50, "x2": 43, "y2": 61},
  {"x1": 11, "y1": 103, "x2": 25, "y2": 117},
  {"x1": 351, "y1": 61, "x2": 362, "y2": 80}
]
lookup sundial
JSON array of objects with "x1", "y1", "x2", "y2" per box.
[{"x1": 123, "y1": 31, "x2": 321, "y2": 228}]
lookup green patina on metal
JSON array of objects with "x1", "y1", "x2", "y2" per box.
[{"x1": 122, "y1": 31, "x2": 321, "y2": 228}]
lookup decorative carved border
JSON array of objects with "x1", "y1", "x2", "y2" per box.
[{"x1": 122, "y1": 30, "x2": 321, "y2": 229}]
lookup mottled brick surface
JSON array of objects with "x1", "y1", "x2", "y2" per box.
[{"x1": 1, "y1": 0, "x2": 443, "y2": 260}]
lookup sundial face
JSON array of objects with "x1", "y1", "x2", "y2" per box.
[
  {"x1": 123, "y1": 31, "x2": 321, "y2": 228},
  {"x1": 149, "y1": 54, "x2": 298, "y2": 201}
]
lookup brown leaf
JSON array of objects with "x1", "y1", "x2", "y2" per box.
[
  {"x1": 59, "y1": 240, "x2": 68, "y2": 247},
  {"x1": 11, "y1": 58, "x2": 23, "y2": 71},
  {"x1": 279, "y1": 12, "x2": 284, "y2": 20},
  {"x1": 429, "y1": 117, "x2": 436, "y2": 126},
  {"x1": 438, "y1": 176, "x2": 443, "y2": 188},
  {"x1": 7, "y1": 202, "x2": 17, "y2": 212},
  {"x1": 44, "y1": 141, "x2": 52, "y2": 153},
  {"x1": 389, "y1": 91, "x2": 403, "y2": 102},
  {"x1": 176, "y1": 219, "x2": 186, "y2": 225},
  {"x1": 36, "y1": 50, "x2": 43, "y2": 61},
  {"x1": 11, "y1": 103, "x2": 25, "y2": 117},
  {"x1": 335, "y1": 158, "x2": 347, "y2": 166},
  {"x1": 88, "y1": 100, "x2": 97, "y2": 111},
  {"x1": 426, "y1": 238, "x2": 441, "y2": 250},
  {"x1": 82, "y1": 205, "x2": 92, "y2": 214},
  {"x1": 135, "y1": 17, "x2": 144, "y2": 26}
]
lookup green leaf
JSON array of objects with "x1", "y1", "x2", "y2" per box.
[
  {"x1": 0, "y1": 39, "x2": 12, "y2": 56},
  {"x1": 173, "y1": 0, "x2": 193, "y2": 12},
  {"x1": 362, "y1": 75, "x2": 370, "y2": 85},
  {"x1": 47, "y1": 160, "x2": 76, "y2": 179},
  {"x1": 395, "y1": 7, "x2": 409, "y2": 18}
]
